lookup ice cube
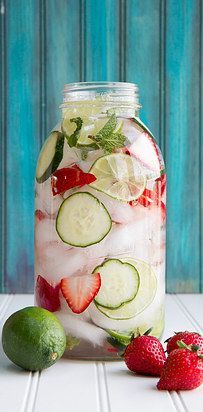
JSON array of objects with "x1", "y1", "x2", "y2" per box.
[
  {"x1": 35, "y1": 179, "x2": 63, "y2": 217},
  {"x1": 55, "y1": 309, "x2": 107, "y2": 347}
]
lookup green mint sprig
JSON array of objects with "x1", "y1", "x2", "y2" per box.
[
  {"x1": 66, "y1": 117, "x2": 83, "y2": 147},
  {"x1": 92, "y1": 114, "x2": 126, "y2": 153}
]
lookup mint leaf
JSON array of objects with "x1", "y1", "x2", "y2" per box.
[
  {"x1": 92, "y1": 114, "x2": 126, "y2": 153},
  {"x1": 96, "y1": 114, "x2": 117, "y2": 140},
  {"x1": 66, "y1": 117, "x2": 83, "y2": 147}
]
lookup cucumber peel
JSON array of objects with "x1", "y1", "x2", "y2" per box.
[
  {"x1": 132, "y1": 117, "x2": 155, "y2": 139},
  {"x1": 36, "y1": 131, "x2": 64, "y2": 183},
  {"x1": 106, "y1": 329, "x2": 134, "y2": 346}
]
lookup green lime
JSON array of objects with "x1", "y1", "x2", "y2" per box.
[
  {"x1": 89, "y1": 153, "x2": 146, "y2": 202},
  {"x1": 2, "y1": 306, "x2": 66, "y2": 371}
]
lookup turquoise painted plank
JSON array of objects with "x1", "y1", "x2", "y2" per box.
[
  {"x1": 84, "y1": 0, "x2": 120, "y2": 81},
  {"x1": 45, "y1": 0, "x2": 81, "y2": 135},
  {"x1": 0, "y1": 0, "x2": 6, "y2": 292},
  {"x1": 1, "y1": 0, "x2": 202, "y2": 293},
  {"x1": 5, "y1": 0, "x2": 41, "y2": 292},
  {"x1": 201, "y1": 0, "x2": 203, "y2": 292},
  {"x1": 165, "y1": 0, "x2": 201, "y2": 292},
  {"x1": 125, "y1": 0, "x2": 161, "y2": 141}
]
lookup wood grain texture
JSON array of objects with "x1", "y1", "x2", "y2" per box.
[
  {"x1": 0, "y1": 0, "x2": 202, "y2": 292},
  {"x1": 84, "y1": 0, "x2": 120, "y2": 81},
  {"x1": 165, "y1": 0, "x2": 201, "y2": 292},
  {"x1": 4, "y1": 0, "x2": 41, "y2": 292},
  {"x1": 45, "y1": 0, "x2": 81, "y2": 134},
  {"x1": 200, "y1": 0, "x2": 203, "y2": 292},
  {"x1": 0, "y1": 0, "x2": 6, "y2": 292},
  {"x1": 125, "y1": 0, "x2": 162, "y2": 141}
]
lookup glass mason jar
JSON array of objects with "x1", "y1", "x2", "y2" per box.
[{"x1": 35, "y1": 82, "x2": 166, "y2": 359}]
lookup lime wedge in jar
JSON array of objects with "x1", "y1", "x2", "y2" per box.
[{"x1": 89, "y1": 153, "x2": 146, "y2": 202}]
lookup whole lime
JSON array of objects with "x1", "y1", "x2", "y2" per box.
[{"x1": 2, "y1": 306, "x2": 66, "y2": 371}]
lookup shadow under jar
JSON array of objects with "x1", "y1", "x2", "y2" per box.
[{"x1": 34, "y1": 82, "x2": 166, "y2": 359}]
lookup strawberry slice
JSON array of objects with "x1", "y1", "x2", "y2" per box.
[
  {"x1": 51, "y1": 165, "x2": 96, "y2": 196},
  {"x1": 35, "y1": 275, "x2": 61, "y2": 312},
  {"x1": 61, "y1": 273, "x2": 101, "y2": 314},
  {"x1": 138, "y1": 188, "x2": 158, "y2": 207},
  {"x1": 160, "y1": 201, "x2": 166, "y2": 222},
  {"x1": 156, "y1": 173, "x2": 166, "y2": 197},
  {"x1": 35, "y1": 209, "x2": 46, "y2": 221}
]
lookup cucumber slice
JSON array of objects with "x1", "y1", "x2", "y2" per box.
[
  {"x1": 93, "y1": 259, "x2": 139, "y2": 309},
  {"x1": 56, "y1": 192, "x2": 112, "y2": 247},
  {"x1": 36, "y1": 131, "x2": 64, "y2": 183},
  {"x1": 95, "y1": 258, "x2": 157, "y2": 319}
]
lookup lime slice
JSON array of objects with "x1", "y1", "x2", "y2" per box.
[
  {"x1": 95, "y1": 258, "x2": 157, "y2": 320},
  {"x1": 134, "y1": 306, "x2": 165, "y2": 339},
  {"x1": 89, "y1": 153, "x2": 146, "y2": 202}
]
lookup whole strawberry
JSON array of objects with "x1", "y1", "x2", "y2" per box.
[
  {"x1": 124, "y1": 335, "x2": 166, "y2": 376},
  {"x1": 157, "y1": 345, "x2": 203, "y2": 391},
  {"x1": 166, "y1": 331, "x2": 203, "y2": 354}
]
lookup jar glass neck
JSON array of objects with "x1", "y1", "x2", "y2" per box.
[{"x1": 60, "y1": 82, "x2": 141, "y2": 118}]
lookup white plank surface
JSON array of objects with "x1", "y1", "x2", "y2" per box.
[{"x1": 0, "y1": 294, "x2": 202, "y2": 412}]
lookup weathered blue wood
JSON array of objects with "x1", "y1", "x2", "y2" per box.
[
  {"x1": 84, "y1": 0, "x2": 120, "y2": 81},
  {"x1": 201, "y1": 0, "x2": 203, "y2": 293},
  {"x1": 45, "y1": 0, "x2": 81, "y2": 135},
  {"x1": 165, "y1": 0, "x2": 201, "y2": 292},
  {"x1": 5, "y1": 0, "x2": 41, "y2": 292},
  {"x1": 0, "y1": 0, "x2": 6, "y2": 292},
  {"x1": 125, "y1": 0, "x2": 161, "y2": 142}
]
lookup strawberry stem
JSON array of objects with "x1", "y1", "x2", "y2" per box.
[
  {"x1": 177, "y1": 340, "x2": 202, "y2": 354},
  {"x1": 177, "y1": 340, "x2": 188, "y2": 349}
]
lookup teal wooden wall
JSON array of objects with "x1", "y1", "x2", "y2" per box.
[{"x1": 0, "y1": 0, "x2": 202, "y2": 293}]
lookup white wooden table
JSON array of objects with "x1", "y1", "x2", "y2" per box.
[{"x1": 0, "y1": 294, "x2": 203, "y2": 412}]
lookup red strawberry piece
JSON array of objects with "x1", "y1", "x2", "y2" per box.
[
  {"x1": 51, "y1": 165, "x2": 96, "y2": 196},
  {"x1": 124, "y1": 335, "x2": 166, "y2": 376},
  {"x1": 161, "y1": 201, "x2": 166, "y2": 222},
  {"x1": 61, "y1": 273, "x2": 101, "y2": 314},
  {"x1": 35, "y1": 209, "x2": 46, "y2": 221},
  {"x1": 156, "y1": 173, "x2": 166, "y2": 196},
  {"x1": 35, "y1": 275, "x2": 60, "y2": 312},
  {"x1": 157, "y1": 347, "x2": 203, "y2": 390},
  {"x1": 166, "y1": 331, "x2": 203, "y2": 354},
  {"x1": 138, "y1": 188, "x2": 158, "y2": 207}
]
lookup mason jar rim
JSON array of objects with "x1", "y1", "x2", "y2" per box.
[
  {"x1": 61, "y1": 81, "x2": 141, "y2": 116},
  {"x1": 63, "y1": 81, "x2": 138, "y2": 93}
]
